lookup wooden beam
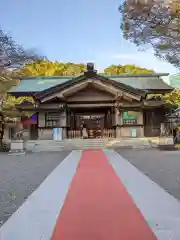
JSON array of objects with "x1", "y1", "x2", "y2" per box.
[
  {"x1": 67, "y1": 103, "x2": 114, "y2": 108},
  {"x1": 39, "y1": 78, "x2": 143, "y2": 103}
]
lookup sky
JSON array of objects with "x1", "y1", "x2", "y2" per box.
[{"x1": 0, "y1": 0, "x2": 179, "y2": 83}]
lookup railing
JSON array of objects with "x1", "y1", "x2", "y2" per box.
[
  {"x1": 67, "y1": 129, "x2": 116, "y2": 139},
  {"x1": 67, "y1": 130, "x2": 81, "y2": 139},
  {"x1": 103, "y1": 129, "x2": 116, "y2": 138}
]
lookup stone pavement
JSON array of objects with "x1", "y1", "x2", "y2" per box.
[
  {"x1": 0, "y1": 150, "x2": 180, "y2": 240},
  {"x1": 23, "y1": 136, "x2": 175, "y2": 152},
  {"x1": 117, "y1": 149, "x2": 180, "y2": 201}
]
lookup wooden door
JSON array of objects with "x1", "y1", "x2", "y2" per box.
[{"x1": 79, "y1": 115, "x2": 105, "y2": 138}]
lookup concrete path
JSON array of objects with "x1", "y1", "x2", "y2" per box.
[{"x1": 0, "y1": 150, "x2": 180, "y2": 240}]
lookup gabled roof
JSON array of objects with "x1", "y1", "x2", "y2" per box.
[
  {"x1": 34, "y1": 72, "x2": 146, "y2": 100},
  {"x1": 9, "y1": 76, "x2": 74, "y2": 93},
  {"x1": 108, "y1": 75, "x2": 173, "y2": 91},
  {"x1": 9, "y1": 63, "x2": 173, "y2": 95}
]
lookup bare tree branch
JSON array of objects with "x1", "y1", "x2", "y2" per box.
[{"x1": 0, "y1": 28, "x2": 44, "y2": 69}]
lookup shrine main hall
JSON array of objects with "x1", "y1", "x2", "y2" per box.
[{"x1": 9, "y1": 63, "x2": 173, "y2": 140}]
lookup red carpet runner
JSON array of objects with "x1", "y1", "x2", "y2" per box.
[{"x1": 51, "y1": 150, "x2": 157, "y2": 240}]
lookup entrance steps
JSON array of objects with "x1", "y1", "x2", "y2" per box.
[
  {"x1": 26, "y1": 139, "x2": 109, "y2": 151},
  {"x1": 25, "y1": 138, "x2": 153, "y2": 152}
]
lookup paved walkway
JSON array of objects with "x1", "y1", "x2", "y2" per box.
[{"x1": 0, "y1": 150, "x2": 180, "y2": 239}]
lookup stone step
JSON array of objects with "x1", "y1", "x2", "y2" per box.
[
  {"x1": 26, "y1": 139, "x2": 109, "y2": 148},
  {"x1": 11, "y1": 137, "x2": 174, "y2": 152},
  {"x1": 25, "y1": 138, "x2": 154, "y2": 151}
]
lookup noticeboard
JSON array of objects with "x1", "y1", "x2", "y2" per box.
[
  {"x1": 122, "y1": 111, "x2": 137, "y2": 120},
  {"x1": 53, "y1": 128, "x2": 63, "y2": 140},
  {"x1": 131, "y1": 128, "x2": 137, "y2": 138}
]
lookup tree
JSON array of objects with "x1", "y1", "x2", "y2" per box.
[
  {"x1": 1, "y1": 95, "x2": 35, "y2": 119},
  {"x1": 0, "y1": 94, "x2": 35, "y2": 150},
  {"x1": 0, "y1": 28, "x2": 43, "y2": 147},
  {"x1": 103, "y1": 63, "x2": 180, "y2": 107},
  {"x1": 103, "y1": 64, "x2": 154, "y2": 74},
  {"x1": 119, "y1": 0, "x2": 180, "y2": 68},
  {"x1": 0, "y1": 27, "x2": 44, "y2": 95},
  {"x1": 163, "y1": 89, "x2": 180, "y2": 107},
  {"x1": 20, "y1": 60, "x2": 86, "y2": 77},
  {"x1": 0, "y1": 28, "x2": 43, "y2": 68}
]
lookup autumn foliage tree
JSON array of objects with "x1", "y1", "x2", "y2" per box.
[
  {"x1": 0, "y1": 28, "x2": 44, "y2": 97},
  {"x1": 163, "y1": 89, "x2": 180, "y2": 107},
  {"x1": 21, "y1": 62, "x2": 154, "y2": 77},
  {"x1": 103, "y1": 64, "x2": 154, "y2": 75},
  {"x1": 0, "y1": 27, "x2": 43, "y2": 144},
  {"x1": 119, "y1": 0, "x2": 180, "y2": 68},
  {"x1": 20, "y1": 60, "x2": 86, "y2": 77}
]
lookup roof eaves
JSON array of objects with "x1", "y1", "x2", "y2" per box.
[
  {"x1": 101, "y1": 73, "x2": 169, "y2": 78},
  {"x1": 8, "y1": 91, "x2": 37, "y2": 97},
  {"x1": 34, "y1": 74, "x2": 85, "y2": 99},
  {"x1": 96, "y1": 74, "x2": 147, "y2": 98},
  {"x1": 20, "y1": 75, "x2": 77, "y2": 80}
]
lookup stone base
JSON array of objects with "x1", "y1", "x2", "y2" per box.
[
  {"x1": 158, "y1": 145, "x2": 178, "y2": 151},
  {"x1": 10, "y1": 140, "x2": 25, "y2": 152},
  {"x1": 8, "y1": 151, "x2": 26, "y2": 156}
]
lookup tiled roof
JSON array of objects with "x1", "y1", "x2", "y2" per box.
[
  {"x1": 109, "y1": 76, "x2": 173, "y2": 90},
  {"x1": 9, "y1": 76, "x2": 75, "y2": 93},
  {"x1": 169, "y1": 73, "x2": 180, "y2": 88},
  {"x1": 9, "y1": 74, "x2": 173, "y2": 93}
]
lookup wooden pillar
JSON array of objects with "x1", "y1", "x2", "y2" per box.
[{"x1": 115, "y1": 107, "x2": 121, "y2": 138}]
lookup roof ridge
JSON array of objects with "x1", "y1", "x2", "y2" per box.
[
  {"x1": 21, "y1": 76, "x2": 78, "y2": 80},
  {"x1": 21, "y1": 73, "x2": 169, "y2": 80},
  {"x1": 102, "y1": 73, "x2": 169, "y2": 78}
]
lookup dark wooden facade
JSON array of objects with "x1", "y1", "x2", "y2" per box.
[{"x1": 10, "y1": 63, "x2": 173, "y2": 140}]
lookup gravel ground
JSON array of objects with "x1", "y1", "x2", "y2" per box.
[
  {"x1": 0, "y1": 151, "x2": 70, "y2": 227},
  {"x1": 117, "y1": 149, "x2": 180, "y2": 202}
]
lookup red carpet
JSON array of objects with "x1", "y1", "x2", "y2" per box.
[{"x1": 51, "y1": 150, "x2": 157, "y2": 240}]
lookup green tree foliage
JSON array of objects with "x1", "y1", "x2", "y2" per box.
[
  {"x1": 163, "y1": 89, "x2": 180, "y2": 106},
  {"x1": 104, "y1": 64, "x2": 154, "y2": 74},
  {"x1": 119, "y1": 0, "x2": 180, "y2": 68}
]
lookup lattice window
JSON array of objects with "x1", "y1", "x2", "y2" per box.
[{"x1": 45, "y1": 112, "x2": 60, "y2": 127}]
